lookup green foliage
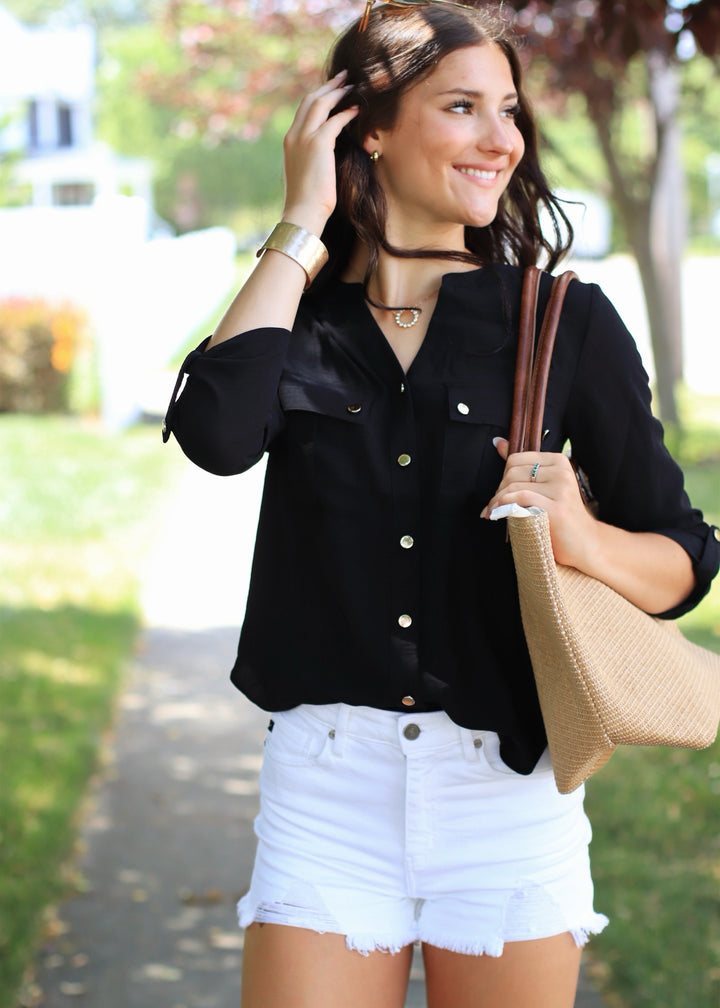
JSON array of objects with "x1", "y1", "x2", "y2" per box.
[
  {"x1": 0, "y1": 114, "x2": 28, "y2": 208},
  {"x1": 96, "y1": 24, "x2": 287, "y2": 235},
  {"x1": 0, "y1": 299, "x2": 91, "y2": 414},
  {"x1": 96, "y1": 23, "x2": 180, "y2": 156},
  {"x1": 532, "y1": 49, "x2": 720, "y2": 246},
  {"x1": 153, "y1": 124, "x2": 285, "y2": 235},
  {"x1": 0, "y1": 416, "x2": 183, "y2": 1008},
  {"x1": 0, "y1": 0, "x2": 159, "y2": 28},
  {"x1": 681, "y1": 55, "x2": 720, "y2": 238}
]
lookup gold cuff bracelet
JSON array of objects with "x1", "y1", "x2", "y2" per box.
[{"x1": 257, "y1": 222, "x2": 329, "y2": 289}]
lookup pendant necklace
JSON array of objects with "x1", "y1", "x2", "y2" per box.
[{"x1": 366, "y1": 287, "x2": 440, "y2": 329}]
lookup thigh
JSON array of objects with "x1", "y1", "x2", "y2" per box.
[
  {"x1": 241, "y1": 923, "x2": 414, "y2": 1008},
  {"x1": 422, "y1": 933, "x2": 582, "y2": 1008}
]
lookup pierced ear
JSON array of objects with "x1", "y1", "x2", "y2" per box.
[{"x1": 361, "y1": 132, "x2": 382, "y2": 157}]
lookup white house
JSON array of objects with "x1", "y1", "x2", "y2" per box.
[
  {"x1": 0, "y1": 5, "x2": 237, "y2": 430},
  {"x1": 0, "y1": 4, "x2": 152, "y2": 210}
]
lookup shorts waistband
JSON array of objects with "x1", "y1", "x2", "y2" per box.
[{"x1": 275, "y1": 703, "x2": 490, "y2": 761}]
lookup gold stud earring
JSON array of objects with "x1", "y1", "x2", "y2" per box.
[{"x1": 370, "y1": 151, "x2": 380, "y2": 162}]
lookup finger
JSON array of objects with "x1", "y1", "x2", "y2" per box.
[
  {"x1": 480, "y1": 487, "x2": 555, "y2": 520},
  {"x1": 290, "y1": 78, "x2": 354, "y2": 137},
  {"x1": 492, "y1": 436, "x2": 509, "y2": 460},
  {"x1": 319, "y1": 103, "x2": 360, "y2": 141}
]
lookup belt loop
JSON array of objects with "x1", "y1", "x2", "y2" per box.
[
  {"x1": 459, "y1": 726, "x2": 473, "y2": 762},
  {"x1": 459, "y1": 727, "x2": 482, "y2": 762},
  {"x1": 330, "y1": 704, "x2": 351, "y2": 757}
]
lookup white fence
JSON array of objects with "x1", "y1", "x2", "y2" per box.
[
  {"x1": 0, "y1": 200, "x2": 716, "y2": 425},
  {"x1": 0, "y1": 197, "x2": 237, "y2": 429}
]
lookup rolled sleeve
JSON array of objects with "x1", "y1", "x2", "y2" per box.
[
  {"x1": 564, "y1": 284, "x2": 720, "y2": 619},
  {"x1": 163, "y1": 327, "x2": 291, "y2": 475},
  {"x1": 655, "y1": 524, "x2": 720, "y2": 618}
]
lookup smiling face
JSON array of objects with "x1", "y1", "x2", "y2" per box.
[{"x1": 363, "y1": 43, "x2": 525, "y2": 249}]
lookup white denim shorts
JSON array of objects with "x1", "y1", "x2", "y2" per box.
[{"x1": 237, "y1": 704, "x2": 608, "y2": 956}]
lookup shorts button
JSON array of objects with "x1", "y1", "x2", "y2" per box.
[
  {"x1": 473, "y1": 737, "x2": 483, "y2": 748},
  {"x1": 403, "y1": 723, "x2": 421, "y2": 740},
  {"x1": 401, "y1": 695, "x2": 415, "y2": 707}
]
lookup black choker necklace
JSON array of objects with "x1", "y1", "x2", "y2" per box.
[{"x1": 366, "y1": 288, "x2": 440, "y2": 329}]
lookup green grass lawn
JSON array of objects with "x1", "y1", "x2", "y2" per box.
[
  {"x1": 585, "y1": 393, "x2": 720, "y2": 1008},
  {"x1": 0, "y1": 416, "x2": 183, "y2": 1008}
]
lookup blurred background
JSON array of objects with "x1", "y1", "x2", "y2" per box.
[{"x1": 0, "y1": 2, "x2": 718, "y2": 1007}]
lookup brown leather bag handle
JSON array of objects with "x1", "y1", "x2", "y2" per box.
[{"x1": 509, "y1": 267, "x2": 577, "y2": 455}]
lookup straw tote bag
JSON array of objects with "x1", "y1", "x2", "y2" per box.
[{"x1": 503, "y1": 266, "x2": 720, "y2": 794}]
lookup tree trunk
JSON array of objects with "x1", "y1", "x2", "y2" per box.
[
  {"x1": 629, "y1": 221, "x2": 681, "y2": 427},
  {"x1": 586, "y1": 53, "x2": 685, "y2": 427},
  {"x1": 647, "y1": 49, "x2": 686, "y2": 391}
]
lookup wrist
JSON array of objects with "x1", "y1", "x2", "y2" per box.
[
  {"x1": 281, "y1": 205, "x2": 329, "y2": 238},
  {"x1": 257, "y1": 221, "x2": 329, "y2": 289}
]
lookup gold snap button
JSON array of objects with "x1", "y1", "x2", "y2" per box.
[
  {"x1": 403, "y1": 723, "x2": 421, "y2": 740},
  {"x1": 397, "y1": 453, "x2": 411, "y2": 466},
  {"x1": 401, "y1": 695, "x2": 415, "y2": 707},
  {"x1": 473, "y1": 737, "x2": 483, "y2": 748},
  {"x1": 400, "y1": 535, "x2": 414, "y2": 549},
  {"x1": 398, "y1": 614, "x2": 412, "y2": 629},
  {"x1": 457, "y1": 402, "x2": 469, "y2": 415},
  {"x1": 346, "y1": 403, "x2": 362, "y2": 414}
]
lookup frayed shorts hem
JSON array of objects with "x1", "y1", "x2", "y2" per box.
[
  {"x1": 237, "y1": 894, "x2": 609, "y2": 957},
  {"x1": 239, "y1": 704, "x2": 609, "y2": 957}
]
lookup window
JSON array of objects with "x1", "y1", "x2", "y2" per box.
[
  {"x1": 57, "y1": 103, "x2": 73, "y2": 147},
  {"x1": 52, "y1": 183, "x2": 95, "y2": 206},
  {"x1": 27, "y1": 99, "x2": 39, "y2": 150}
]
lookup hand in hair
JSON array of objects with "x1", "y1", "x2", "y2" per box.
[{"x1": 282, "y1": 70, "x2": 360, "y2": 237}]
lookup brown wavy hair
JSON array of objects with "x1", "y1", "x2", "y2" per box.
[{"x1": 316, "y1": 1, "x2": 572, "y2": 287}]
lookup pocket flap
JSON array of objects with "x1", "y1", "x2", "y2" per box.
[{"x1": 280, "y1": 378, "x2": 371, "y2": 424}]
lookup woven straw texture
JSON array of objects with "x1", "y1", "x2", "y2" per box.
[{"x1": 509, "y1": 510, "x2": 720, "y2": 794}]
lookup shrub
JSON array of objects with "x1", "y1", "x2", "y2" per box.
[{"x1": 0, "y1": 299, "x2": 89, "y2": 413}]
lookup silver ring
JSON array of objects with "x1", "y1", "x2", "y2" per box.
[{"x1": 530, "y1": 462, "x2": 540, "y2": 483}]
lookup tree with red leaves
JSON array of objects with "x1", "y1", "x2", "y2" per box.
[{"x1": 508, "y1": 0, "x2": 720, "y2": 424}]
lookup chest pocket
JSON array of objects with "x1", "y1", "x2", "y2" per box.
[
  {"x1": 444, "y1": 383, "x2": 510, "y2": 501},
  {"x1": 278, "y1": 376, "x2": 376, "y2": 500},
  {"x1": 279, "y1": 378, "x2": 371, "y2": 425},
  {"x1": 446, "y1": 382, "x2": 511, "y2": 429}
]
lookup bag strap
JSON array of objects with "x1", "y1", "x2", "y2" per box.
[{"x1": 509, "y1": 266, "x2": 577, "y2": 455}]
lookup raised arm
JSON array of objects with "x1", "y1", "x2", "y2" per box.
[
  {"x1": 164, "y1": 73, "x2": 359, "y2": 475},
  {"x1": 208, "y1": 71, "x2": 358, "y2": 348}
]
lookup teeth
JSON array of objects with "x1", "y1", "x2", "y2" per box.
[{"x1": 458, "y1": 168, "x2": 497, "y2": 179}]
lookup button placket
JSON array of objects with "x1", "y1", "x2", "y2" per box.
[{"x1": 389, "y1": 378, "x2": 420, "y2": 704}]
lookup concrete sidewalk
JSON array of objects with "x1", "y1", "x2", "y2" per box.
[{"x1": 30, "y1": 460, "x2": 607, "y2": 1008}]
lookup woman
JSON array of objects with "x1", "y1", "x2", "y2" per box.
[{"x1": 163, "y1": 3, "x2": 720, "y2": 1006}]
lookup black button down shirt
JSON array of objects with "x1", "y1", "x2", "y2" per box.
[{"x1": 164, "y1": 265, "x2": 720, "y2": 774}]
